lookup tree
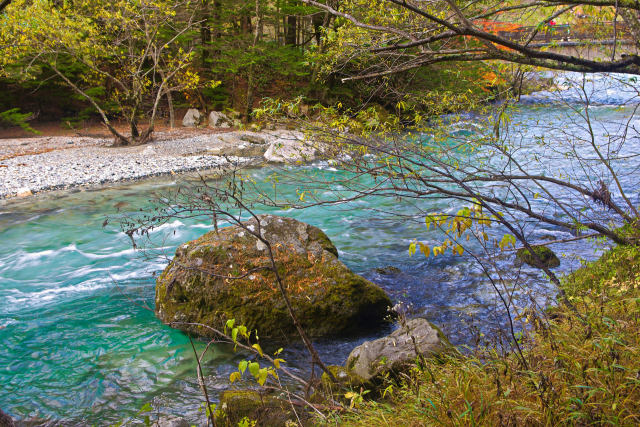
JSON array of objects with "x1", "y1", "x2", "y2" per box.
[
  {"x1": 300, "y1": 0, "x2": 640, "y2": 80},
  {"x1": 0, "y1": 0, "x2": 10, "y2": 13},
  {"x1": 0, "y1": 0, "x2": 201, "y2": 145}
]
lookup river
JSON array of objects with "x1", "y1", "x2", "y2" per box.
[{"x1": 1, "y1": 73, "x2": 639, "y2": 424}]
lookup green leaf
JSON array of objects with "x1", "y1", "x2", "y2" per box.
[
  {"x1": 237, "y1": 325, "x2": 248, "y2": 338},
  {"x1": 226, "y1": 318, "x2": 235, "y2": 330},
  {"x1": 257, "y1": 368, "x2": 269, "y2": 385},
  {"x1": 248, "y1": 362, "x2": 260, "y2": 377},
  {"x1": 238, "y1": 360, "x2": 248, "y2": 374}
]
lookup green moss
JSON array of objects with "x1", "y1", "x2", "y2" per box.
[
  {"x1": 321, "y1": 365, "x2": 367, "y2": 391},
  {"x1": 217, "y1": 389, "x2": 295, "y2": 426},
  {"x1": 155, "y1": 217, "x2": 392, "y2": 340},
  {"x1": 516, "y1": 245, "x2": 560, "y2": 268},
  {"x1": 307, "y1": 226, "x2": 339, "y2": 258},
  {"x1": 562, "y1": 244, "x2": 640, "y2": 296}
]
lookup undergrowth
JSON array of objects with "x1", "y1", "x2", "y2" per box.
[{"x1": 332, "y1": 244, "x2": 640, "y2": 426}]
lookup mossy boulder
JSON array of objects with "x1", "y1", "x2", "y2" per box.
[
  {"x1": 216, "y1": 389, "x2": 297, "y2": 426},
  {"x1": 516, "y1": 246, "x2": 560, "y2": 269},
  {"x1": 155, "y1": 214, "x2": 392, "y2": 339}
]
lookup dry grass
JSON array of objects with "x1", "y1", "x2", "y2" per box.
[{"x1": 331, "y1": 244, "x2": 640, "y2": 426}]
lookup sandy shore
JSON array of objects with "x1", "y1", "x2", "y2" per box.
[{"x1": 0, "y1": 128, "x2": 307, "y2": 200}]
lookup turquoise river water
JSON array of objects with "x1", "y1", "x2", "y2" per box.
[{"x1": 1, "y1": 73, "x2": 639, "y2": 424}]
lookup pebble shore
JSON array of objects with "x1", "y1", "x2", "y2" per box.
[{"x1": 0, "y1": 131, "x2": 273, "y2": 200}]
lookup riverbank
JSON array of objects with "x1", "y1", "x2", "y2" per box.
[
  {"x1": 332, "y1": 242, "x2": 640, "y2": 425},
  {"x1": 0, "y1": 128, "x2": 307, "y2": 200}
]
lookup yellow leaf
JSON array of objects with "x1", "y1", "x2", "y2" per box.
[
  {"x1": 252, "y1": 343, "x2": 264, "y2": 357},
  {"x1": 229, "y1": 371, "x2": 241, "y2": 383}
]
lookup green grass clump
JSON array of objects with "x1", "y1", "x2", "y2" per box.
[{"x1": 331, "y1": 245, "x2": 640, "y2": 426}]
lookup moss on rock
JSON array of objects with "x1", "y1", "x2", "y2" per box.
[
  {"x1": 216, "y1": 389, "x2": 296, "y2": 426},
  {"x1": 516, "y1": 245, "x2": 560, "y2": 269},
  {"x1": 320, "y1": 365, "x2": 367, "y2": 390},
  {"x1": 155, "y1": 215, "x2": 392, "y2": 339}
]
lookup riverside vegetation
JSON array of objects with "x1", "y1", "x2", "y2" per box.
[
  {"x1": 2, "y1": 0, "x2": 640, "y2": 426},
  {"x1": 336, "y1": 242, "x2": 640, "y2": 425}
]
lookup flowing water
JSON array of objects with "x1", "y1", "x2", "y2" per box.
[{"x1": 1, "y1": 73, "x2": 639, "y2": 424}]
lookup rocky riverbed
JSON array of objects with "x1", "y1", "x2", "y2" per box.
[{"x1": 0, "y1": 128, "x2": 317, "y2": 200}]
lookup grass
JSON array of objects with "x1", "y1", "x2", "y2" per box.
[{"x1": 328, "y1": 244, "x2": 640, "y2": 426}]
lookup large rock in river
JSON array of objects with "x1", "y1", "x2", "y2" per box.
[{"x1": 156, "y1": 215, "x2": 392, "y2": 339}]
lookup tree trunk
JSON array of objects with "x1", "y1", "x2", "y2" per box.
[
  {"x1": 0, "y1": 0, "x2": 11, "y2": 13},
  {"x1": 285, "y1": 7, "x2": 297, "y2": 45},
  {"x1": 620, "y1": 8, "x2": 640, "y2": 47},
  {"x1": 245, "y1": 0, "x2": 262, "y2": 122},
  {"x1": 166, "y1": 88, "x2": 175, "y2": 128},
  {"x1": 51, "y1": 65, "x2": 131, "y2": 146},
  {"x1": 275, "y1": 0, "x2": 281, "y2": 45},
  {"x1": 212, "y1": 0, "x2": 221, "y2": 54},
  {"x1": 201, "y1": 0, "x2": 212, "y2": 67}
]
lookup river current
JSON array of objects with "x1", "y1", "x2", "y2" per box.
[{"x1": 1, "y1": 73, "x2": 639, "y2": 424}]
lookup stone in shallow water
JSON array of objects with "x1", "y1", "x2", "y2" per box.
[
  {"x1": 516, "y1": 246, "x2": 560, "y2": 269},
  {"x1": 375, "y1": 265, "x2": 402, "y2": 275},
  {"x1": 155, "y1": 214, "x2": 392, "y2": 339},
  {"x1": 0, "y1": 408, "x2": 15, "y2": 427}
]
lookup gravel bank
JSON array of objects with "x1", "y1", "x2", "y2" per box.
[{"x1": 0, "y1": 131, "x2": 274, "y2": 200}]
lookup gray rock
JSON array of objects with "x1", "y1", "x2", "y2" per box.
[
  {"x1": 206, "y1": 133, "x2": 268, "y2": 157},
  {"x1": 238, "y1": 132, "x2": 267, "y2": 144},
  {"x1": 208, "y1": 111, "x2": 231, "y2": 128},
  {"x1": 263, "y1": 131, "x2": 319, "y2": 164},
  {"x1": 156, "y1": 416, "x2": 189, "y2": 427},
  {"x1": 182, "y1": 109, "x2": 203, "y2": 127},
  {"x1": 346, "y1": 318, "x2": 450, "y2": 382},
  {"x1": 206, "y1": 143, "x2": 267, "y2": 158},
  {"x1": 155, "y1": 214, "x2": 392, "y2": 339}
]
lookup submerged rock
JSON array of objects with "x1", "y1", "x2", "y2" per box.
[
  {"x1": 156, "y1": 215, "x2": 392, "y2": 339},
  {"x1": 375, "y1": 265, "x2": 402, "y2": 275},
  {"x1": 516, "y1": 246, "x2": 560, "y2": 269},
  {"x1": 344, "y1": 318, "x2": 451, "y2": 383},
  {"x1": 0, "y1": 408, "x2": 14, "y2": 427}
]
